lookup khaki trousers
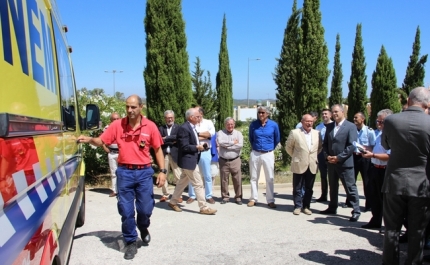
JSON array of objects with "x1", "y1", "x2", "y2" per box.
[{"x1": 170, "y1": 166, "x2": 208, "y2": 210}]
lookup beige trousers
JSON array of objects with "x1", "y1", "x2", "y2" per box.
[
  {"x1": 170, "y1": 166, "x2": 208, "y2": 210},
  {"x1": 161, "y1": 154, "x2": 182, "y2": 197}
]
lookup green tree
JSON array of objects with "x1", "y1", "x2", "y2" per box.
[
  {"x1": 77, "y1": 88, "x2": 128, "y2": 184},
  {"x1": 370, "y1": 45, "x2": 401, "y2": 124},
  {"x1": 215, "y1": 14, "x2": 233, "y2": 130},
  {"x1": 191, "y1": 57, "x2": 217, "y2": 120},
  {"x1": 77, "y1": 88, "x2": 126, "y2": 127},
  {"x1": 144, "y1": 0, "x2": 192, "y2": 126},
  {"x1": 401, "y1": 26, "x2": 428, "y2": 104},
  {"x1": 329, "y1": 34, "x2": 343, "y2": 107},
  {"x1": 296, "y1": 0, "x2": 330, "y2": 117},
  {"x1": 274, "y1": 0, "x2": 301, "y2": 165},
  {"x1": 347, "y1": 24, "x2": 368, "y2": 120}
]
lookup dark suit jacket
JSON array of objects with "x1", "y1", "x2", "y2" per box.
[
  {"x1": 381, "y1": 106, "x2": 430, "y2": 197},
  {"x1": 158, "y1": 123, "x2": 180, "y2": 163},
  {"x1": 177, "y1": 121, "x2": 201, "y2": 170},
  {"x1": 323, "y1": 119, "x2": 357, "y2": 168}
]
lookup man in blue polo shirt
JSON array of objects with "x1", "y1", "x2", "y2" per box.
[{"x1": 248, "y1": 106, "x2": 280, "y2": 208}]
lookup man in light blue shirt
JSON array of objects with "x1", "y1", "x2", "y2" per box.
[
  {"x1": 345, "y1": 112, "x2": 376, "y2": 211},
  {"x1": 315, "y1": 108, "x2": 333, "y2": 202},
  {"x1": 248, "y1": 106, "x2": 280, "y2": 208}
]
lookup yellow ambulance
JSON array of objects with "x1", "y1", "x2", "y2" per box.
[{"x1": 0, "y1": 0, "x2": 100, "y2": 264}]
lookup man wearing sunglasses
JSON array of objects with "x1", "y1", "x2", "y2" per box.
[
  {"x1": 360, "y1": 109, "x2": 392, "y2": 230},
  {"x1": 248, "y1": 106, "x2": 280, "y2": 208}
]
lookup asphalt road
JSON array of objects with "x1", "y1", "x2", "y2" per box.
[{"x1": 68, "y1": 183, "x2": 424, "y2": 265}]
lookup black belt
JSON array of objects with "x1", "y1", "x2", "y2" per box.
[
  {"x1": 220, "y1": 156, "x2": 239, "y2": 162},
  {"x1": 118, "y1": 163, "x2": 151, "y2": 170},
  {"x1": 254, "y1": 150, "x2": 272, "y2": 153}
]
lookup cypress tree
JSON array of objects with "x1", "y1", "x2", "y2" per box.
[
  {"x1": 144, "y1": 0, "x2": 192, "y2": 125},
  {"x1": 191, "y1": 57, "x2": 217, "y2": 120},
  {"x1": 401, "y1": 26, "x2": 428, "y2": 104},
  {"x1": 329, "y1": 34, "x2": 343, "y2": 108},
  {"x1": 347, "y1": 24, "x2": 368, "y2": 121},
  {"x1": 274, "y1": 0, "x2": 301, "y2": 165},
  {"x1": 297, "y1": 0, "x2": 330, "y2": 117},
  {"x1": 370, "y1": 45, "x2": 401, "y2": 124},
  {"x1": 215, "y1": 14, "x2": 233, "y2": 131}
]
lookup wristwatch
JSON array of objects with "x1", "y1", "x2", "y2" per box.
[{"x1": 160, "y1": 169, "x2": 167, "y2": 174}]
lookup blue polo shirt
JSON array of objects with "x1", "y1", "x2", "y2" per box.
[{"x1": 249, "y1": 119, "x2": 280, "y2": 151}]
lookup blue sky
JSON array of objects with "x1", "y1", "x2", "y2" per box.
[{"x1": 57, "y1": 0, "x2": 430, "y2": 101}]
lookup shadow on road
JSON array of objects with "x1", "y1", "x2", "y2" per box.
[
  {"x1": 299, "y1": 249, "x2": 381, "y2": 265},
  {"x1": 74, "y1": 231, "x2": 148, "y2": 252}
]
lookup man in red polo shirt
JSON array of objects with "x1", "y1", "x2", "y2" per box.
[{"x1": 77, "y1": 95, "x2": 166, "y2": 260}]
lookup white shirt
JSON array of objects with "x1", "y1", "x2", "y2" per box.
[
  {"x1": 166, "y1": 124, "x2": 173, "y2": 153},
  {"x1": 333, "y1": 119, "x2": 345, "y2": 137},
  {"x1": 195, "y1": 118, "x2": 215, "y2": 147},
  {"x1": 371, "y1": 132, "x2": 390, "y2": 166},
  {"x1": 301, "y1": 127, "x2": 312, "y2": 150}
]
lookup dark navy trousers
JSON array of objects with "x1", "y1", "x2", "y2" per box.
[{"x1": 116, "y1": 166, "x2": 155, "y2": 243}]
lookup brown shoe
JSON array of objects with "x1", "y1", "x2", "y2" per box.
[
  {"x1": 247, "y1": 201, "x2": 256, "y2": 207},
  {"x1": 168, "y1": 203, "x2": 182, "y2": 212},
  {"x1": 206, "y1": 198, "x2": 215, "y2": 204},
  {"x1": 186, "y1": 198, "x2": 195, "y2": 204},
  {"x1": 159, "y1": 196, "x2": 168, "y2": 202},
  {"x1": 268, "y1": 202, "x2": 277, "y2": 208},
  {"x1": 199, "y1": 208, "x2": 217, "y2": 215},
  {"x1": 109, "y1": 192, "x2": 117, "y2": 197},
  {"x1": 178, "y1": 198, "x2": 183, "y2": 203}
]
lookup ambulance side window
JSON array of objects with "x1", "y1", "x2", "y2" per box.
[{"x1": 53, "y1": 19, "x2": 76, "y2": 131}]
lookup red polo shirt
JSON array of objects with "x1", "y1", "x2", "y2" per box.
[{"x1": 100, "y1": 115, "x2": 163, "y2": 165}]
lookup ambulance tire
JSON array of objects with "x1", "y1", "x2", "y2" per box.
[{"x1": 75, "y1": 188, "x2": 86, "y2": 228}]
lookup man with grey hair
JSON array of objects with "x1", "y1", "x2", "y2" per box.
[
  {"x1": 361, "y1": 109, "x2": 392, "y2": 230},
  {"x1": 320, "y1": 104, "x2": 361, "y2": 222},
  {"x1": 217, "y1": 117, "x2": 244, "y2": 205},
  {"x1": 168, "y1": 108, "x2": 217, "y2": 215},
  {"x1": 381, "y1": 87, "x2": 430, "y2": 264},
  {"x1": 158, "y1": 110, "x2": 182, "y2": 202},
  {"x1": 248, "y1": 106, "x2": 280, "y2": 208}
]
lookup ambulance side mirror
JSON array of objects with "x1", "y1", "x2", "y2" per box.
[{"x1": 84, "y1": 104, "x2": 100, "y2": 130}]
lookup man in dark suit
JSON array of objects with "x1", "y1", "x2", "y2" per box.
[
  {"x1": 320, "y1": 104, "x2": 361, "y2": 222},
  {"x1": 168, "y1": 108, "x2": 217, "y2": 215},
  {"x1": 381, "y1": 87, "x2": 430, "y2": 265},
  {"x1": 158, "y1": 110, "x2": 182, "y2": 202}
]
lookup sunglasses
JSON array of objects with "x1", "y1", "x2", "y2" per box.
[
  {"x1": 376, "y1": 120, "x2": 384, "y2": 124},
  {"x1": 258, "y1": 112, "x2": 266, "y2": 114}
]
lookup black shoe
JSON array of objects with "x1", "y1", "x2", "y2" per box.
[
  {"x1": 236, "y1": 200, "x2": 243, "y2": 205},
  {"x1": 342, "y1": 203, "x2": 353, "y2": 208},
  {"x1": 399, "y1": 233, "x2": 408, "y2": 243},
  {"x1": 220, "y1": 199, "x2": 228, "y2": 204},
  {"x1": 124, "y1": 241, "x2": 137, "y2": 260},
  {"x1": 350, "y1": 213, "x2": 361, "y2": 222},
  {"x1": 316, "y1": 197, "x2": 327, "y2": 202},
  {"x1": 140, "y1": 228, "x2": 151, "y2": 244},
  {"x1": 320, "y1": 209, "x2": 337, "y2": 215},
  {"x1": 363, "y1": 207, "x2": 371, "y2": 212},
  {"x1": 361, "y1": 223, "x2": 381, "y2": 229}
]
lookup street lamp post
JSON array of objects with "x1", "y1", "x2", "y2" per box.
[
  {"x1": 247, "y1": 58, "x2": 261, "y2": 108},
  {"x1": 104, "y1": 70, "x2": 123, "y2": 95}
]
